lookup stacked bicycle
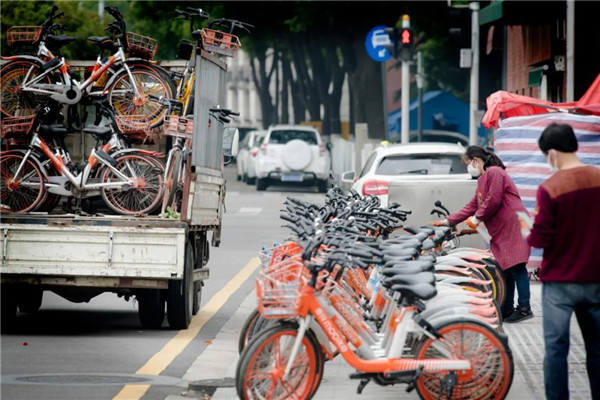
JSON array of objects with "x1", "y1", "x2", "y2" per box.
[{"x1": 235, "y1": 187, "x2": 513, "y2": 399}]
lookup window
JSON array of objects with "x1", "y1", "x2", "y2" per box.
[
  {"x1": 375, "y1": 153, "x2": 467, "y2": 175},
  {"x1": 268, "y1": 130, "x2": 318, "y2": 145},
  {"x1": 359, "y1": 152, "x2": 378, "y2": 179}
]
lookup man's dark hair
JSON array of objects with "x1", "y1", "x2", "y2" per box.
[
  {"x1": 464, "y1": 145, "x2": 505, "y2": 170},
  {"x1": 538, "y1": 123, "x2": 578, "y2": 154}
]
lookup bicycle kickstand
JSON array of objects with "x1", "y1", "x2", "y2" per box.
[{"x1": 405, "y1": 365, "x2": 425, "y2": 393}]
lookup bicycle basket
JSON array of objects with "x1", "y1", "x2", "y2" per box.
[
  {"x1": 162, "y1": 115, "x2": 194, "y2": 141},
  {"x1": 258, "y1": 241, "x2": 303, "y2": 269},
  {"x1": 114, "y1": 115, "x2": 156, "y2": 145},
  {"x1": 256, "y1": 258, "x2": 305, "y2": 319},
  {"x1": 126, "y1": 32, "x2": 158, "y2": 59},
  {"x1": 6, "y1": 26, "x2": 43, "y2": 46},
  {"x1": 1, "y1": 116, "x2": 36, "y2": 139},
  {"x1": 199, "y1": 28, "x2": 241, "y2": 57}
]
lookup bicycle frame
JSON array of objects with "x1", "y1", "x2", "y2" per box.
[
  {"x1": 13, "y1": 132, "x2": 137, "y2": 197},
  {"x1": 284, "y1": 283, "x2": 472, "y2": 380}
]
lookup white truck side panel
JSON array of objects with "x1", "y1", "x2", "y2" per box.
[
  {"x1": 1, "y1": 224, "x2": 186, "y2": 278},
  {"x1": 190, "y1": 168, "x2": 224, "y2": 227}
]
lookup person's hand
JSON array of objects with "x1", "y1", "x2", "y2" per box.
[
  {"x1": 431, "y1": 219, "x2": 449, "y2": 227},
  {"x1": 465, "y1": 216, "x2": 480, "y2": 229}
]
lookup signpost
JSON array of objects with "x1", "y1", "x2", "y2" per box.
[{"x1": 365, "y1": 26, "x2": 392, "y2": 62}]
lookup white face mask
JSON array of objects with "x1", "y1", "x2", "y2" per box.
[
  {"x1": 467, "y1": 161, "x2": 481, "y2": 178},
  {"x1": 547, "y1": 150, "x2": 559, "y2": 173}
]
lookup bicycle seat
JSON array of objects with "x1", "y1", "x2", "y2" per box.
[
  {"x1": 87, "y1": 36, "x2": 116, "y2": 50},
  {"x1": 379, "y1": 238, "x2": 423, "y2": 248},
  {"x1": 382, "y1": 259, "x2": 434, "y2": 273},
  {"x1": 403, "y1": 226, "x2": 434, "y2": 236},
  {"x1": 382, "y1": 255, "x2": 415, "y2": 264},
  {"x1": 83, "y1": 126, "x2": 112, "y2": 139},
  {"x1": 383, "y1": 271, "x2": 435, "y2": 286},
  {"x1": 382, "y1": 247, "x2": 419, "y2": 260},
  {"x1": 382, "y1": 263, "x2": 435, "y2": 276},
  {"x1": 391, "y1": 282, "x2": 437, "y2": 301},
  {"x1": 45, "y1": 35, "x2": 77, "y2": 50},
  {"x1": 38, "y1": 124, "x2": 68, "y2": 136}
]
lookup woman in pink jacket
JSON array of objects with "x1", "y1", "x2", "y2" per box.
[{"x1": 433, "y1": 145, "x2": 533, "y2": 323}]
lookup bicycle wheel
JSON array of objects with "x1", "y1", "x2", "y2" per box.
[
  {"x1": 414, "y1": 318, "x2": 514, "y2": 400},
  {"x1": 161, "y1": 148, "x2": 182, "y2": 215},
  {"x1": 483, "y1": 259, "x2": 506, "y2": 306},
  {"x1": 236, "y1": 322, "x2": 323, "y2": 400},
  {"x1": 107, "y1": 67, "x2": 174, "y2": 128},
  {"x1": 238, "y1": 308, "x2": 280, "y2": 354},
  {"x1": 99, "y1": 153, "x2": 164, "y2": 215},
  {"x1": 1, "y1": 154, "x2": 46, "y2": 213},
  {"x1": 1, "y1": 60, "x2": 53, "y2": 118}
]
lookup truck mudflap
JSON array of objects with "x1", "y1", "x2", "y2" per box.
[{"x1": 1, "y1": 217, "x2": 187, "y2": 280}]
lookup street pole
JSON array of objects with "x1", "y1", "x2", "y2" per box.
[
  {"x1": 469, "y1": 1, "x2": 479, "y2": 146},
  {"x1": 401, "y1": 15, "x2": 410, "y2": 144},
  {"x1": 381, "y1": 61, "x2": 388, "y2": 140},
  {"x1": 416, "y1": 51, "x2": 424, "y2": 142},
  {"x1": 566, "y1": 0, "x2": 575, "y2": 102}
]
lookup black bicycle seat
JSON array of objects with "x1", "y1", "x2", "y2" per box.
[
  {"x1": 382, "y1": 259, "x2": 434, "y2": 272},
  {"x1": 87, "y1": 36, "x2": 116, "y2": 50},
  {"x1": 391, "y1": 282, "x2": 437, "y2": 301},
  {"x1": 83, "y1": 126, "x2": 112, "y2": 137},
  {"x1": 38, "y1": 124, "x2": 68, "y2": 136},
  {"x1": 382, "y1": 263, "x2": 435, "y2": 277},
  {"x1": 45, "y1": 35, "x2": 77, "y2": 50},
  {"x1": 384, "y1": 271, "x2": 435, "y2": 287}
]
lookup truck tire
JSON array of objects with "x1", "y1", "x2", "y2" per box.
[
  {"x1": 17, "y1": 287, "x2": 43, "y2": 314},
  {"x1": 167, "y1": 241, "x2": 194, "y2": 329},
  {"x1": 137, "y1": 289, "x2": 165, "y2": 329},
  {"x1": 1, "y1": 285, "x2": 17, "y2": 330}
]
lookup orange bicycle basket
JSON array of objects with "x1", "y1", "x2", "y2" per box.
[
  {"x1": 6, "y1": 26, "x2": 43, "y2": 46},
  {"x1": 256, "y1": 258, "x2": 306, "y2": 319},
  {"x1": 1, "y1": 116, "x2": 36, "y2": 139},
  {"x1": 199, "y1": 28, "x2": 241, "y2": 57}
]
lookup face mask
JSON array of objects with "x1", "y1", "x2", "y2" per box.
[
  {"x1": 467, "y1": 161, "x2": 481, "y2": 178},
  {"x1": 547, "y1": 150, "x2": 559, "y2": 173}
]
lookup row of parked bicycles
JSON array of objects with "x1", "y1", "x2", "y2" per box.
[
  {"x1": 1, "y1": 6, "x2": 251, "y2": 216},
  {"x1": 235, "y1": 187, "x2": 514, "y2": 399}
]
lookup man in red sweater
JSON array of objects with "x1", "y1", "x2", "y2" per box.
[{"x1": 526, "y1": 123, "x2": 600, "y2": 400}]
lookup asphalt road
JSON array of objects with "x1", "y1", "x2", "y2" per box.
[{"x1": 0, "y1": 163, "x2": 325, "y2": 400}]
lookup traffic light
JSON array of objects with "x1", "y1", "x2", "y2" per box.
[{"x1": 398, "y1": 27, "x2": 414, "y2": 62}]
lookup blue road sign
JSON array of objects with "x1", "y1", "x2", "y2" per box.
[{"x1": 365, "y1": 25, "x2": 391, "y2": 62}]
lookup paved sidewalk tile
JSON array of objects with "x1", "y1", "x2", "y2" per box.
[{"x1": 188, "y1": 281, "x2": 592, "y2": 400}]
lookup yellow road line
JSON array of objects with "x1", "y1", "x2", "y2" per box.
[{"x1": 113, "y1": 256, "x2": 261, "y2": 400}]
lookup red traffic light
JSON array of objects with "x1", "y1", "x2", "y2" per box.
[{"x1": 401, "y1": 28, "x2": 412, "y2": 44}]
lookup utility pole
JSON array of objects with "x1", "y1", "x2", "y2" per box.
[
  {"x1": 98, "y1": 0, "x2": 105, "y2": 20},
  {"x1": 416, "y1": 51, "x2": 424, "y2": 142},
  {"x1": 469, "y1": 1, "x2": 479, "y2": 145},
  {"x1": 401, "y1": 15, "x2": 411, "y2": 144}
]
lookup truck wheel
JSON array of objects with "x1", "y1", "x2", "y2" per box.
[
  {"x1": 167, "y1": 241, "x2": 193, "y2": 329},
  {"x1": 17, "y1": 287, "x2": 43, "y2": 314},
  {"x1": 137, "y1": 289, "x2": 165, "y2": 329},
  {"x1": 256, "y1": 178, "x2": 268, "y2": 191},
  {"x1": 1, "y1": 285, "x2": 17, "y2": 330}
]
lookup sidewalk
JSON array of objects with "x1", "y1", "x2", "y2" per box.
[{"x1": 177, "y1": 280, "x2": 592, "y2": 400}]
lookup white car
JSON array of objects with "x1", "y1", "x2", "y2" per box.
[
  {"x1": 236, "y1": 129, "x2": 267, "y2": 185},
  {"x1": 255, "y1": 124, "x2": 331, "y2": 192},
  {"x1": 342, "y1": 142, "x2": 470, "y2": 206}
]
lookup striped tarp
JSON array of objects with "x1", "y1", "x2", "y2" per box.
[{"x1": 494, "y1": 113, "x2": 600, "y2": 271}]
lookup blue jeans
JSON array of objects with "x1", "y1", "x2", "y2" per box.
[
  {"x1": 542, "y1": 282, "x2": 600, "y2": 400},
  {"x1": 501, "y1": 262, "x2": 531, "y2": 314}
]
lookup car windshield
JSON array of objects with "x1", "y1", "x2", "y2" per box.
[
  {"x1": 268, "y1": 130, "x2": 318, "y2": 145},
  {"x1": 375, "y1": 153, "x2": 467, "y2": 175}
]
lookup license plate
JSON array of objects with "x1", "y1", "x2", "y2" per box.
[{"x1": 281, "y1": 174, "x2": 303, "y2": 182}]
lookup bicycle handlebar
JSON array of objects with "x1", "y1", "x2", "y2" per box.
[{"x1": 208, "y1": 18, "x2": 254, "y2": 34}]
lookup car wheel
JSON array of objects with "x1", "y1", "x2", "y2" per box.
[
  {"x1": 256, "y1": 178, "x2": 268, "y2": 191},
  {"x1": 246, "y1": 176, "x2": 256, "y2": 185}
]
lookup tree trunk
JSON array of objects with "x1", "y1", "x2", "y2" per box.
[{"x1": 347, "y1": 39, "x2": 386, "y2": 139}]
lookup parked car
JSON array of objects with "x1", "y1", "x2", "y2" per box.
[
  {"x1": 236, "y1": 129, "x2": 267, "y2": 184},
  {"x1": 341, "y1": 142, "x2": 470, "y2": 206},
  {"x1": 255, "y1": 124, "x2": 332, "y2": 192},
  {"x1": 228, "y1": 126, "x2": 258, "y2": 163}
]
